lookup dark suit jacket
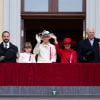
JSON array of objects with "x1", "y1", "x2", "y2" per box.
[
  {"x1": 78, "y1": 38, "x2": 100, "y2": 62},
  {"x1": 0, "y1": 42, "x2": 18, "y2": 62}
]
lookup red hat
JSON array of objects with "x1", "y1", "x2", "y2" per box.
[{"x1": 63, "y1": 38, "x2": 72, "y2": 44}]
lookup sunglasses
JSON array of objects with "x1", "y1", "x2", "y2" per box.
[{"x1": 64, "y1": 43, "x2": 71, "y2": 45}]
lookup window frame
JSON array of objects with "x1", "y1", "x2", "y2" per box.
[
  {"x1": 21, "y1": 0, "x2": 86, "y2": 20},
  {"x1": 21, "y1": 0, "x2": 86, "y2": 13}
]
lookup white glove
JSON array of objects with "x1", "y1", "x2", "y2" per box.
[
  {"x1": 50, "y1": 34, "x2": 58, "y2": 43},
  {"x1": 35, "y1": 34, "x2": 41, "y2": 43}
]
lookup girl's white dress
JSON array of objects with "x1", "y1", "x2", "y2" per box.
[{"x1": 17, "y1": 52, "x2": 36, "y2": 63}]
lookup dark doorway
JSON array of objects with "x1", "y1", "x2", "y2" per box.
[{"x1": 24, "y1": 19, "x2": 84, "y2": 50}]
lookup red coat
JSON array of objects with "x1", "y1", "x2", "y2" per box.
[{"x1": 55, "y1": 44, "x2": 77, "y2": 63}]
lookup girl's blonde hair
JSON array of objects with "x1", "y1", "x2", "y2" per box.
[{"x1": 24, "y1": 42, "x2": 32, "y2": 48}]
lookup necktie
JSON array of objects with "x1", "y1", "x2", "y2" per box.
[{"x1": 5, "y1": 43, "x2": 8, "y2": 49}]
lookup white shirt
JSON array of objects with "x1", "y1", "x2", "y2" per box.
[
  {"x1": 17, "y1": 52, "x2": 36, "y2": 63},
  {"x1": 33, "y1": 43, "x2": 56, "y2": 63},
  {"x1": 3, "y1": 42, "x2": 10, "y2": 48},
  {"x1": 89, "y1": 39, "x2": 94, "y2": 46}
]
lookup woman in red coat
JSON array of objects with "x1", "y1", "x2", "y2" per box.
[{"x1": 50, "y1": 34, "x2": 77, "y2": 63}]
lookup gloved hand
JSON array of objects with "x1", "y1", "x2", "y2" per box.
[
  {"x1": 50, "y1": 34, "x2": 58, "y2": 43},
  {"x1": 35, "y1": 34, "x2": 41, "y2": 43}
]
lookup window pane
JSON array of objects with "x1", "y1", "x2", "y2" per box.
[
  {"x1": 24, "y1": 0, "x2": 48, "y2": 12},
  {"x1": 59, "y1": 0, "x2": 82, "y2": 12}
]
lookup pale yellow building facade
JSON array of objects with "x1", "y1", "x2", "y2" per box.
[{"x1": 0, "y1": 0, "x2": 3, "y2": 42}]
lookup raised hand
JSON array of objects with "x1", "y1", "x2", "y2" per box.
[
  {"x1": 50, "y1": 33, "x2": 58, "y2": 43},
  {"x1": 35, "y1": 34, "x2": 41, "y2": 43}
]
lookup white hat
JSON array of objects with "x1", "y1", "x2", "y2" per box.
[{"x1": 41, "y1": 30, "x2": 50, "y2": 36}]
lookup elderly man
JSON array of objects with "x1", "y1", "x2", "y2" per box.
[
  {"x1": 78, "y1": 27, "x2": 100, "y2": 62},
  {"x1": 0, "y1": 31, "x2": 18, "y2": 62},
  {"x1": 33, "y1": 30, "x2": 56, "y2": 63}
]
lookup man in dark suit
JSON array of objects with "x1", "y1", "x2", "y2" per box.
[
  {"x1": 78, "y1": 27, "x2": 100, "y2": 62},
  {"x1": 0, "y1": 31, "x2": 18, "y2": 62}
]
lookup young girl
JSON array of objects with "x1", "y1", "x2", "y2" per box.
[{"x1": 17, "y1": 42, "x2": 36, "y2": 63}]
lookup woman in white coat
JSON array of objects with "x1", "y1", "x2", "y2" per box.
[{"x1": 33, "y1": 30, "x2": 57, "y2": 63}]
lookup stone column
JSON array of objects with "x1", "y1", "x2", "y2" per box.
[
  {"x1": 86, "y1": 0, "x2": 100, "y2": 38},
  {"x1": 4, "y1": 0, "x2": 21, "y2": 50},
  {"x1": 0, "y1": 0, "x2": 3, "y2": 42}
]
